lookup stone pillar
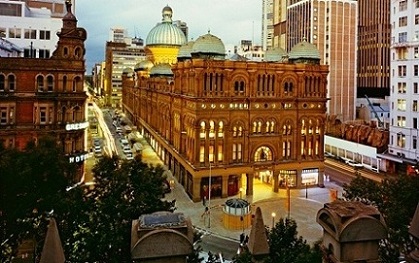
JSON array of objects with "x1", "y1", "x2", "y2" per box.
[
  {"x1": 247, "y1": 173, "x2": 254, "y2": 196},
  {"x1": 192, "y1": 179, "x2": 202, "y2": 202},
  {"x1": 221, "y1": 175, "x2": 229, "y2": 198},
  {"x1": 272, "y1": 170, "x2": 279, "y2": 193}
]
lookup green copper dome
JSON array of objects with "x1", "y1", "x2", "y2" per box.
[
  {"x1": 288, "y1": 38, "x2": 320, "y2": 63},
  {"x1": 264, "y1": 47, "x2": 287, "y2": 62},
  {"x1": 150, "y1": 63, "x2": 173, "y2": 76},
  {"x1": 191, "y1": 32, "x2": 225, "y2": 59},
  {"x1": 134, "y1": 60, "x2": 154, "y2": 71},
  {"x1": 177, "y1": 41, "x2": 195, "y2": 59},
  {"x1": 122, "y1": 67, "x2": 134, "y2": 75},
  {"x1": 146, "y1": 6, "x2": 186, "y2": 46}
]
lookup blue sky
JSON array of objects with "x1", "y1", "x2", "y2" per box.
[{"x1": 75, "y1": 0, "x2": 263, "y2": 71}]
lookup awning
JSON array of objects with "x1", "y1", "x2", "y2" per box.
[{"x1": 377, "y1": 153, "x2": 403, "y2": 163}]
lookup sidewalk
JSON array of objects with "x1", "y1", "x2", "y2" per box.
[{"x1": 137, "y1": 135, "x2": 344, "y2": 245}]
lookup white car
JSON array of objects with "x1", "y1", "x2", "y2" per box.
[{"x1": 345, "y1": 159, "x2": 363, "y2": 169}]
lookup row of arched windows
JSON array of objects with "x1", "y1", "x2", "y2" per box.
[
  {"x1": 201, "y1": 73, "x2": 299, "y2": 97},
  {"x1": 200, "y1": 120, "x2": 224, "y2": 139},
  {"x1": 36, "y1": 75, "x2": 81, "y2": 92},
  {"x1": 0, "y1": 74, "x2": 16, "y2": 92}
]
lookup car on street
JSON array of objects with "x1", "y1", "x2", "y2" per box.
[
  {"x1": 345, "y1": 159, "x2": 363, "y2": 169},
  {"x1": 116, "y1": 127, "x2": 123, "y2": 134}
]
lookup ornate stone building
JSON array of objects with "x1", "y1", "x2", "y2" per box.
[
  {"x1": 0, "y1": 0, "x2": 87, "y2": 181},
  {"x1": 122, "y1": 6, "x2": 329, "y2": 202}
]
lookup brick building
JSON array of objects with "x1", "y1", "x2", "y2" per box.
[
  {"x1": 121, "y1": 7, "x2": 329, "y2": 202},
  {"x1": 0, "y1": 0, "x2": 87, "y2": 181}
]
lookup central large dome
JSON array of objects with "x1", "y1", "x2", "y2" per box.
[{"x1": 146, "y1": 6, "x2": 186, "y2": 46}]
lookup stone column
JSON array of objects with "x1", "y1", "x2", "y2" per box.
[
  {"x1": 222, "y1": 175, "x2": 229, "y2": 198},
  {"x1": 247, "y1": 173, "x2": 254, "y2": 196}
]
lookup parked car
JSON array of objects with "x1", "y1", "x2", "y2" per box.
[
  {"x1": 125, "y1": 152, "x2": 134, "y2": 160},
  {"x1": 345, "y1": 159, "x2": 363, "y2": 169}
]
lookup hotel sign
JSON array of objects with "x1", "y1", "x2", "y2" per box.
[
  {"x1": 69, "y1": 153, "x2": 89, "y2": 163},
  {"x1": 66, "y1": 122, "x2": 89, "y2": 131}
]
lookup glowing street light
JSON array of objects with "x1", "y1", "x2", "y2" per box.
[{"x1": 271, "y1": 212, "x2": 276, "y2": 228}]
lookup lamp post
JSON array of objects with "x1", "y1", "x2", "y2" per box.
[
  {"x1": 208, "y1": 162, "x2": 211, "y2": 228},
  {"x1": 271, "y1": 212, "x2": 276, "y2": 228}
]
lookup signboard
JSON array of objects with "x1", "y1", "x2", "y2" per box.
[
  {"x1": 69, "y1": 153, "x2": 89, "y2": 163},
  {"x1": 65, "y1": 122, "x2": 89, "y2": 131}
]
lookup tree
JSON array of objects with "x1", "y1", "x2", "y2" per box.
[
  {"x1": 232, "y1": 246, "x2": 253, "y2": 263},
  {"x1": 0, "y1": 136, "x2": 76, "y2": 261},
  {"x1": 343, "y1": 174, "x2": 419, "y2": 262},
  {"x1": 264, "y1": 217, "x2": 322, "y2": 263},
  {"x1": 60, "y1": 155, "x2": 176, "y2": 262},
  {"x1": 187, "y1": 230, "x2": 205, "y2": 263}
]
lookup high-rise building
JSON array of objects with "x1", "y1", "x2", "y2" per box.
[
  {"x1": 0, "y1": 0, "x2": 87, "y2": 181},
  {"x1": 262, "y1": 0, "x2": 274, "y2": 50},
  {"x1": 387, "y1": 0, "x2": 419, "y2": 171},
  {"x1": 173, "y1": 20, "x2": 188, "y2": 41},
  {"x1": 357, "y1": 0, "x2": 391, "y2": 98},
  {"x1": 104, "y1": 28, "x2": 146, "y2": 108},
  {"x1": 122, "y1": 5, "x2": 329, "y2": 202},
  {"x1": 0, "y1": 0, "x2": 68, "y2": 58},
  {"x1": 271, "y1": 0, "x2": 288, "y2": 49},
  {"x1": 287, "y1": 0, "x2": 358, "y2": 122}
]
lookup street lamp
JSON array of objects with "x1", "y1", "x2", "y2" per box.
[
  {"x1": 271, "y1": 212, "x2": 276, "y2": 228},
  {"x1": 208, "y1": 162, "x2": 211, "y2": 228}
]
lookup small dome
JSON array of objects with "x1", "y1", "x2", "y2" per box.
[
  {"x1": 177, "y1": 41, "x2": 195, "y2": 59},
  {"x1": 122, "y1": 67, "x2": 134, "y2": 75},
  {"x1": 288, "y1": 38, "x2": 320, "y2": 62},
  {"x1": 264, "y1": 47, "x2": 287, "y2": 62},
  {"x1": 149, "y1": 63, "x2": 173, "y2": 76},
  {"x1": 134, "y1": 60, "x2": 154, "y2": 71},
  {"x1": 225, "y1": 198, "x2": 250, "y2": 209},
  {"x1": 146, "y1": 6, "x2": 186, "y2": 46},
  {"x1": 191, "y1": 32, "x2": 225, "y2": 59}
]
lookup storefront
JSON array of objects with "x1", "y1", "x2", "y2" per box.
[
  {"x1": 279, "y1": 170, "x2": 297, "y2": 188},
  {"x1": 301, "y1": 168, "x2": 319, "y2": 186}
]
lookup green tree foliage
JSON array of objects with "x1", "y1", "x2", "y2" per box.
[
  {"x1": 1, "y1": 145, "x2": 177, "y2": 262},
  {"x1": 61, "y1": 156, "x2": 176, "y2": 262},
  {"x1": 343, "y1": 173, "x2": 419, "y2": 262},
  {"x1": 232, "y1": 246, "x2": 253, "y2": 263},
  {"x1": 0, "y1": 137, "x2": 76, "y2": 261},
  {"x1": 264, "y1": 217, "x2": 322, "y2": 263}
]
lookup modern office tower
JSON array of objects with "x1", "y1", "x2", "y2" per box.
[
  {"x1": 287, "y1": 0, "x2": 357, "y2": 122},
  {"x1": 387, "y1": 0, "x2": 419, "y2": 168},
  {"x1": 0, "y1": 1, "x2": 87, "y2": 181},
  {"x1": 104, "y1": 28, "x2": 146, "y2": 108},
  {"x1": 272, "y1": 0, "x2": 288, "y2": 49},
  {"x1": 0, "y1": 0, "x2": 68, "y2": 58},
  {"x1": 357, "y1": 0, "x2": 391, "y2": 98},
  {"x1": 262, "y1": 0, "x2": 274, "y2": 50},
  {"x1": 122, "y1": 5, "x2": 329, "y2": 202},
  {"x1": 173, "y1": 20, "x2": 188, "y2": 41}
]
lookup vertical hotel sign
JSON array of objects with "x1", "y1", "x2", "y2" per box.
[{"x1": 66, "y1": 121, "x2": 89, "y2": 163}]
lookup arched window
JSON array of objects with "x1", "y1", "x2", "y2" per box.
[
  {"x1": 252, "y1": 122, "x2": 257, "y2": 133},
  {"x1": 61, "y1": 107, "x2": 67, "y2": 123},
  {"x1": 316, "y1": 119, "x2": 320, "y2": 134},
  {"x1": 37, "y1": 75, "x2": 44, "y2": 91},
  {"x1": 238, "y1": 126, "x2": 243, "y2": 137},
  {"x1": 308, "y1": 119, "x2": 313, "y2": 134},
  {"x1": 209, "y1": 120, "x2": 215, "y2": 138},
  {"x1": 72, "y1": 106, "x2": 80, "y2": 121},
  {"x1": 63, "y1": 76, "x2": 67, "y2": 92},
  {"x1": 257, "y1": 121, "x2": 262, "y2": 133},
  {"x1": 72, "y1": 76, "x2": 80, "y2": 92},
  {"x1": 200, "y1": 121, "x2": 206, "y2": 139},
  {"x1": 254, "y1": 146, "x2": 272, "y2": 162},
  {"x1": 47, "y1": 75, "x2": 54, "y2": 92},
  {"x1": 266, "y1": 121, "x2": 270, "y2": 133},
  {"x1": 301, "y1": 120, "x2": 306, "y2": 135},
  {"x1": 0, "y1": 74, "x2": 5, "y2": 91},
  {"x1": 270, "y1": 121, "x2": 275, "y2": 133},
  {"x1": 233, "y1": 126, "x2": 237, "y2": 137},
  {"x1": 8, "y1": 75, "x2": 15, "y2": 91},
  {"x1": 218, "y1": 121, "x2": 224, "y2": 138}
]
